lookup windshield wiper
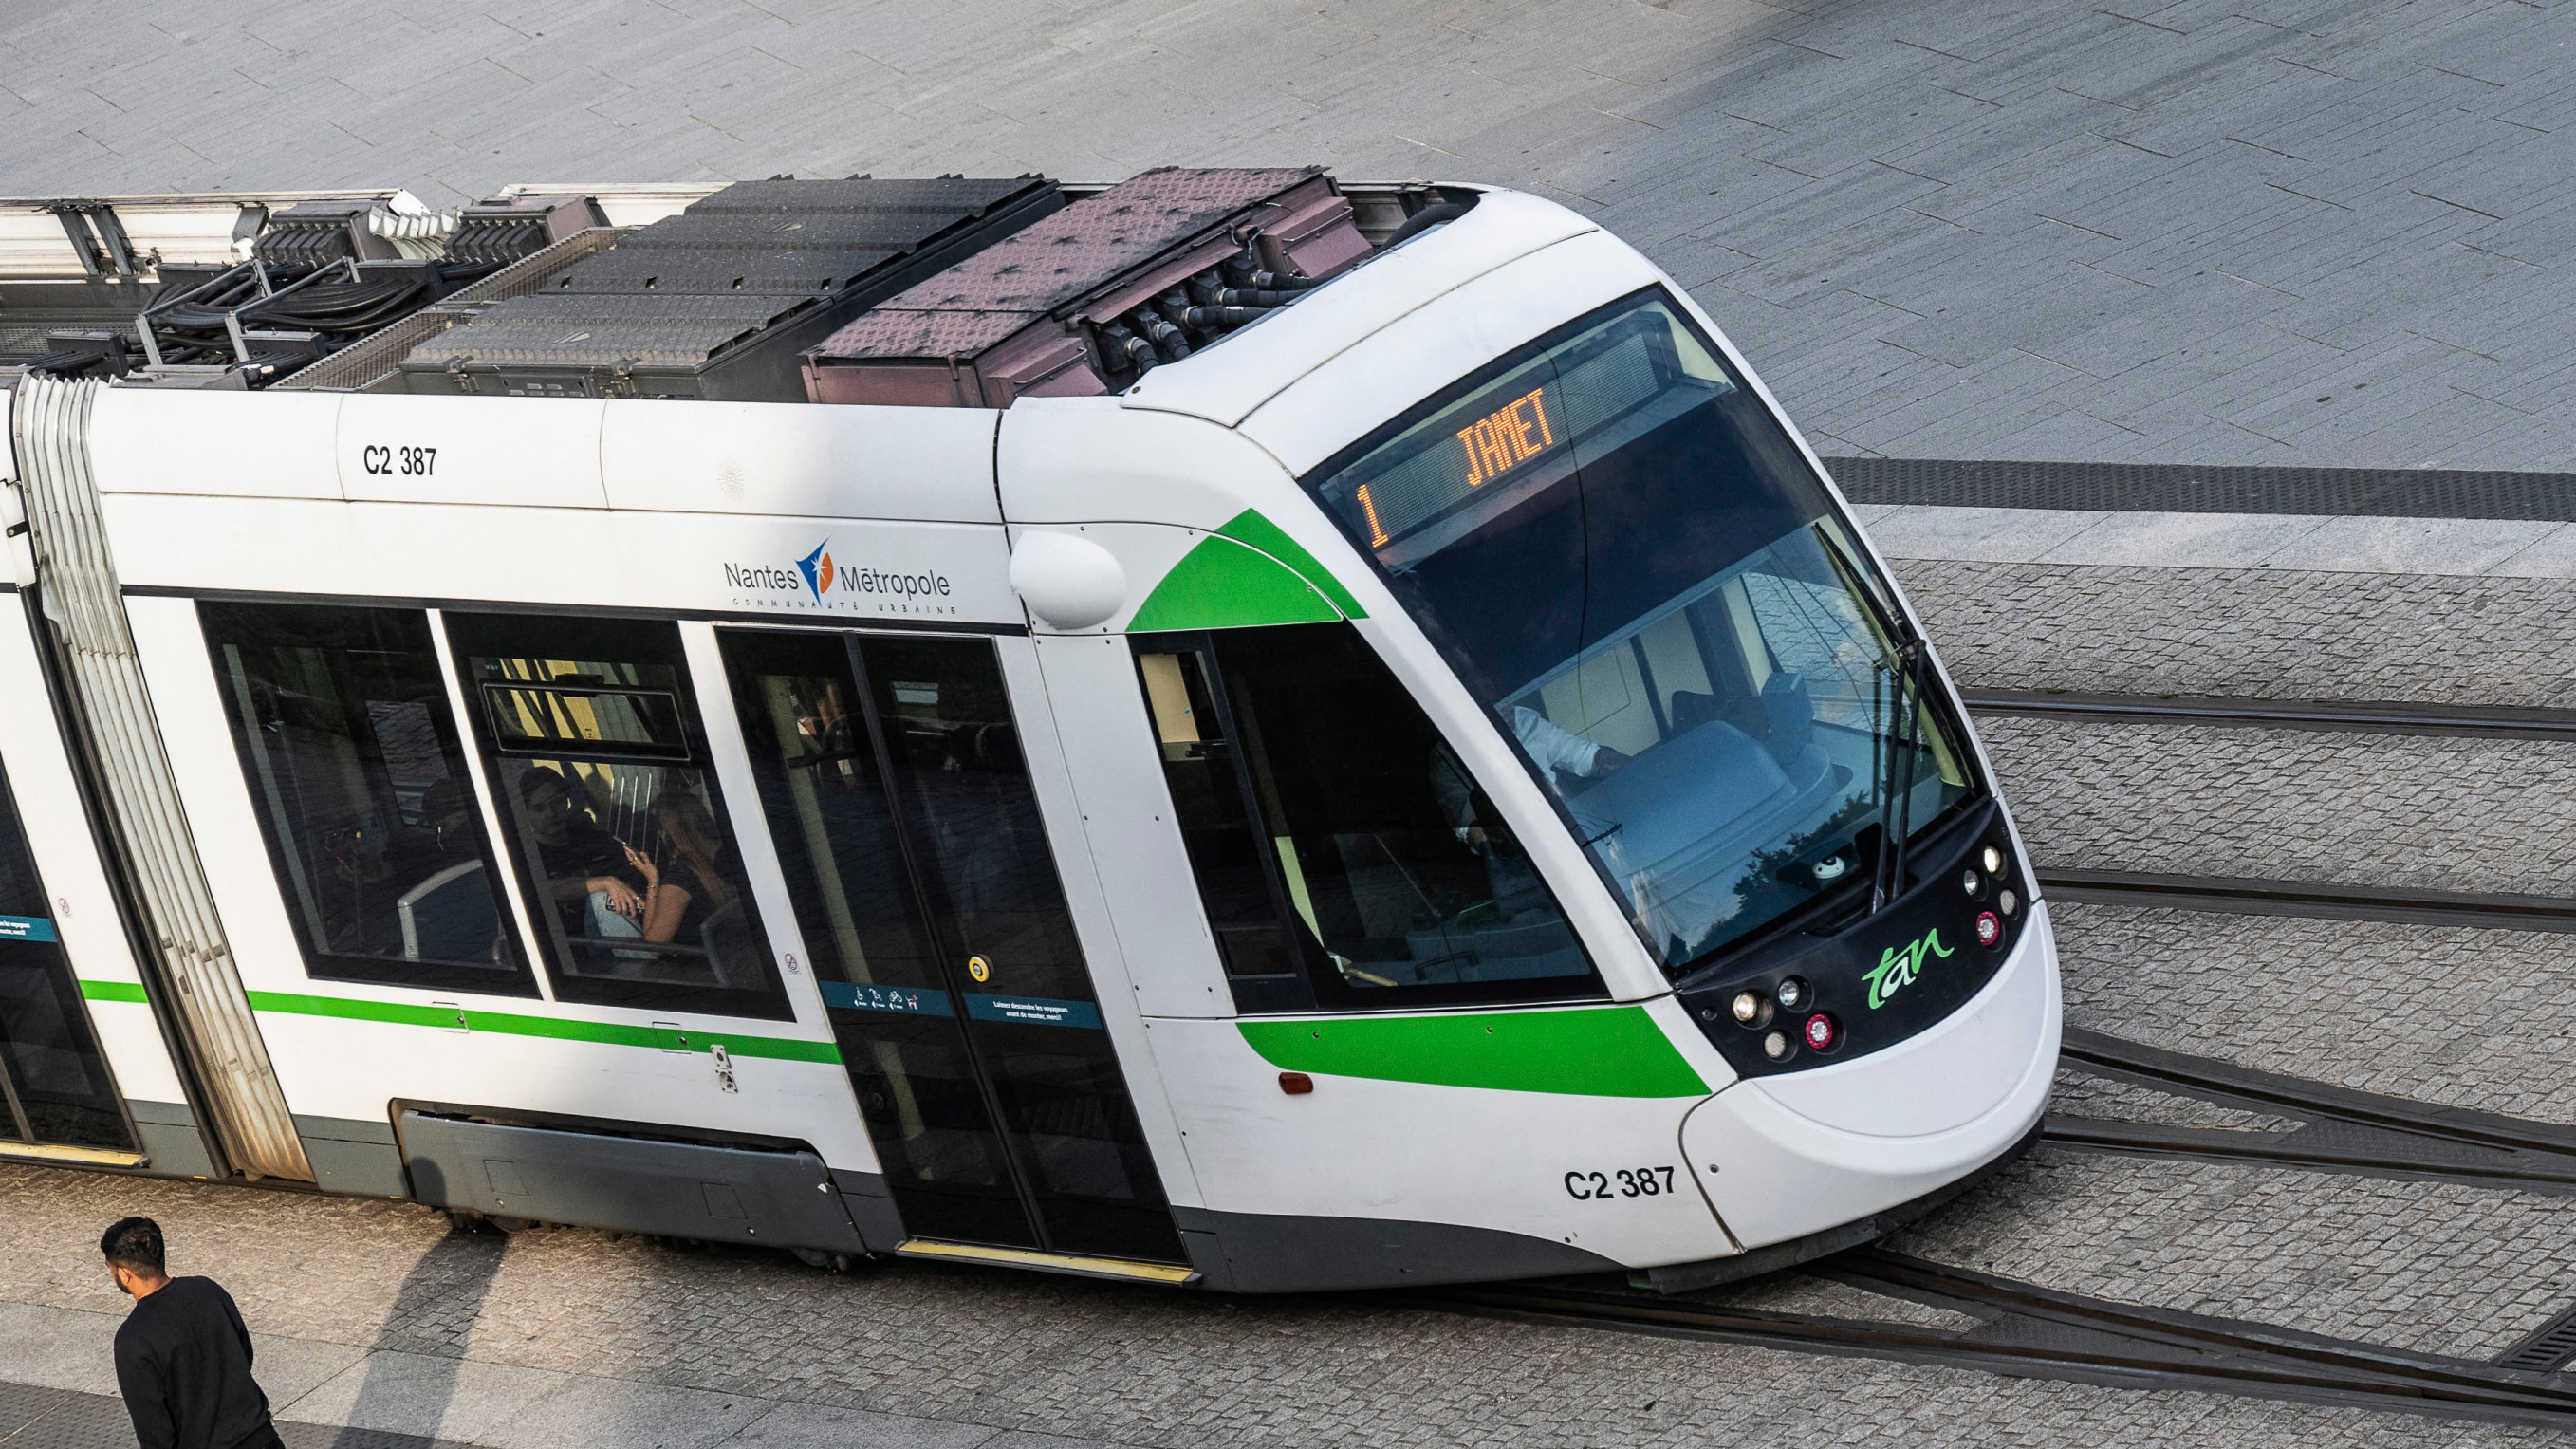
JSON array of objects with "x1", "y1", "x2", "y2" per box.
[
  {"x1": 1871, "y1": 641, "x2": 1928, "y2": 914},
  {"x1": 1810, "y1": 523, "x2": 1931, "y2": 915}
]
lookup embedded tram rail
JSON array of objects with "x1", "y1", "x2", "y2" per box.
[
  {"x1": 1959, "y1": 688, "x2": 2576, "y2": 740},
  {"x1": 1964, "y1": 688, "x2": 2576, "y2": 929},
  {"x1": 1418, "y1": 1253, "x2": 2576, "y2": 1429},
  {"x1": 2046, "y1": 1027, "x2": 2576, "y2": 1199},
  {"x1": 2033, "y1": 868, "x2": 2576, "y2": 933}
]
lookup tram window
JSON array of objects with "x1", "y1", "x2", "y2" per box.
[
  {"x1": 446, "y1": 613, "x2": 788, "y2": 1018},
  {"x1": 1136, "y1": 623, "x2": 1604, "y2": 1012},
  {"x1": 0, "y1": 764, "x2": 130, "y2": 1149},
  {"x1": 1134, "y1": 649, "x2": 1307, "y2": 1012},
  {"x1": 202, "y1": 603, "x2": 532, "y2": 995}
]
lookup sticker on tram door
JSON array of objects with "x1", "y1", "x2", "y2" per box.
[
  {"x1": 964, "y1": 994, "x2": 1103, "y2": 1030},
  {"x1": 0, "y1": 915, "x2": 55, "y2": 942}
]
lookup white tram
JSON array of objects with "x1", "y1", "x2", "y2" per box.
[{"x1": 0, "y1": 174, "x2": 2057, "y2": 1291}]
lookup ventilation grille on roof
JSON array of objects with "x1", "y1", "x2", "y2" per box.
[{"x1": 802, "y1": 167, "x2": 1373, "y2": 409}]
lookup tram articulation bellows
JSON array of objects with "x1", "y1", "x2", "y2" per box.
[{"x1": 9, "y1": 375, "x2": 311, "y2": 1181}]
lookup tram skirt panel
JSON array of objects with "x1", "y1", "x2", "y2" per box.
[{"x1": 398, "y1": 1112, "x2": 868, "y2": 1253}]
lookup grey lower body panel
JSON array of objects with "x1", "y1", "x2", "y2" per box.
[
  {"x1": 397, "y1": 1112, "x2": 866, "y2": 1254},
  {"x1": 829, "y1": 1167, "x2": 906, "y2": 1254},
  {"x1": 123, "y1": 1100, "x2": 219, "y2": 1179},
  {"x1": 1173, "y1": 1206, "x2": 1623, "y2": 1293},
  {"x1": 296, "y1": 1114, "x2": 407, "y2": 1198}
]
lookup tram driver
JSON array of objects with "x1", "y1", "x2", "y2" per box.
[{"x1": 1428, "y1": 710, "x2": 1625, "y2": 920}]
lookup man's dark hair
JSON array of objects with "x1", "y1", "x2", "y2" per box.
[{"x1": 100, "y1": 1217, "x2": 165, "y2": 1275}]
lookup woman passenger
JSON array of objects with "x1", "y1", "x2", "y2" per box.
[{"x1": 623, "y1": 791, "x2": 745, "y2": 976}]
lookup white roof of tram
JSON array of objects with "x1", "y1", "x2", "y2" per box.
[
  {"x1": 1115, "y1": 188, "x2": 1601, "y2": 437},
  {"x1": 46, "y1": 186, "x2": 1660, "y2": 524}
]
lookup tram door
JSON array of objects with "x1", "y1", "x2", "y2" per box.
[
  {"x1": 719, "y1": 630, "x2": 1184, "y2": 1265},
  {"x1": 0, "y1": 753, "x2": 130, "y2": 1153}
]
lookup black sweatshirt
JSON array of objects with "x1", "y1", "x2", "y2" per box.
[{"x1": 112, "y1": 1276, "x2": 278, "y2": 1449}]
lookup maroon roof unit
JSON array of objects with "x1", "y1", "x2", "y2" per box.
[{"x1": 803, "y1": 166, "x2": 1371, "y2": 408}]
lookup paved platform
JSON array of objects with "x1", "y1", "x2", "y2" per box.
[
  {"x1": 9, "y1": 0, "x2": 2576, "y2": 471},
  {"x1": 0, "y1": 1161, "x2": 2558, "y2": 1449}
]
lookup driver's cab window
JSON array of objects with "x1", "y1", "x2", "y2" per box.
[
  {"x1": 1504, "y1": 523, "x2": 1973, "y2": 964},
  {"x1": 1135, "y1": 622, "x2": 1602, "y2": 1013},
  {"x1": 445, "y1": 612, "x2": 788, "y2": 1019}
]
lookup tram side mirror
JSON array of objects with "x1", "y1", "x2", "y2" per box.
[{"x1": 1762, "y1": 671, "x2": 1813, "y2": 765}]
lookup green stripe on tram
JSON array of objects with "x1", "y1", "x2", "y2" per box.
[
  {"x1": 1238, "y1": 1005, "x2": 1709, "y2": 1098},
  {"x1": 1214, "y1": 510, "x2": 1368, "y2": 619},
  {"x1": 79, "y1": 980, "x2": 838, "y2": 1063},
  {"x1": 1125, "y1": 510, "x2": 1365, "y2": 632},
  {"x1": 245, "y1": 992, "x2": 843, "y2": 1063}
]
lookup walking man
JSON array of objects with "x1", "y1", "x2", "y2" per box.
[{"x1": 101, "y1": 1217, "x2": 285, "y2": 1449}]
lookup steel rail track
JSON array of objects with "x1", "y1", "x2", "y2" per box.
[
  {"x1": 1961, "y1": 688, "x2": 2576, "y2": 739},
  {"x1": 2034, "y1": 867, "x2": 2576, "y2": 932},
  {"x1": 1421, "y1": 1250, "x2": 2576, "y2": 1426},
  {"x1": 2047, "y1": 1026, "x2": 2576, "y2": 1196}
]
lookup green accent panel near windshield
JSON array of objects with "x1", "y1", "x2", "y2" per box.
[
  {"x1": 1215, "y1": 510, "x2": 1367, "y2": 619},
  {"x1": 237, "y1": 989, "x2": 842, "y2": 1064},
  {"x1": 1127, "y1": 533, "x2": 1344, "y2": 632},
  {"x1": 79, "y1": 979, "x2": 148, "y2": 1004},
  {"x1": 1237, "y1": 1006, "x2": 1708, "y2": 1098}
]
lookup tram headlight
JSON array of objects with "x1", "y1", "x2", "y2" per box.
[
  {"x1": 1974, "y1": 910, "x2": 2003, "y2": 947},
  {"x1": 1775, "y1": 976, "x2": 1809, "y2": 1012},
  {"x1": 1803, "y1": 1013, "x2": 1838, "y2": 1051},
  {"x1": 1998, "y1": 888, "x2": 2019, "y2": 917},
  {"x1": 1961, "y1": 867, "x2": 1983, "y2": 897},
  {"x1": 1762, "y1": 1031, "x2": 1791, "y2": 1061},
  {"x1": 1982, "y1": 845, "x2": 2006, "y2": 876},
  {"x1": 1731, "y1": 990, "x2": 1767, "y2": 1026}
]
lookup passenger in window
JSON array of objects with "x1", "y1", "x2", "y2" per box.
[
  {"x1": 517, "y1": 766, "x2": 644, "y2": 926},
  {"x1": 623, "y1": 791, "x2": 744, "y2": 959}
]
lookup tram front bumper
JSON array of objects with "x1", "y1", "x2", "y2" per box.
[{"x1": 1680, "y1": 901, "x2": 2060, "y2": 1251}]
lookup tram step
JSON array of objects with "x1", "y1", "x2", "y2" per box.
[
  {"x1": 0, "y1": 1142, "x2": 146, "y2": 1169},
  {"x1": 895, "y1": 1238, "x2": 1198, "y2": 1286}
]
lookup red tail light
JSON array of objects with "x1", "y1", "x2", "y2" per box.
[
  {"x1": 1803, "y1": 1013, "x2": 1837, "y2": 1050},
  {"x1": 1974, "y1": 910, "x2": 2002, "y2": 947}
]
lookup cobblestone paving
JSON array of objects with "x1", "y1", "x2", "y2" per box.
[
  {"x1": 2054, "y1": 902, "x2": 2576, "y2": 1125},
  {"x1": 2049, "y1": 1070, "x2": 2301, "y2": 1133},
  {"x1": 0, "y1": 1163, "x2": 2558, "y2": 1448},
  {"x1": 1889, "y1": 1150, "x2": 2576, "y2": 1364},
  {"x1": 1981, "y1": 715, "x2": 2576, "y2": 895},
  {"x1": 1891, "y1": 559, "x2": 2576, "y2": 705}
]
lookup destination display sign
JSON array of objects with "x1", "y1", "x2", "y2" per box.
[{"x1": 1314, "y1": 317, "x2": 1683, "y2": 561}]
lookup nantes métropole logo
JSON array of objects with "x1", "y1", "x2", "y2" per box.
[
  {"x1": 795, "y1": 541, "x2": 836, "y2": 600},
  {"x1": 1861, "y1": 929, "x2": 1955, "y2": 1010},
  {"x1": 725, "y1": 539, "x2": 957, "y2": 616}
]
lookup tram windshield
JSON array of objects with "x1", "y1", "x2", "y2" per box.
[{"x1": 1304, "y1": 288, "x2": 1978, "y2": 975}]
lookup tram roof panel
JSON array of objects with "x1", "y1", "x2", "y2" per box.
[{"x1": 1118, "y1": 188, "x2": 1601, "y2": 435}]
